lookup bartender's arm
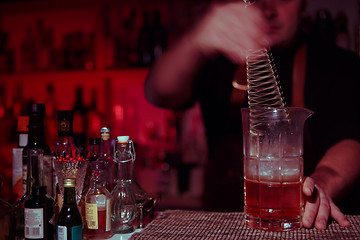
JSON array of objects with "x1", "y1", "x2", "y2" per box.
[
  {"x1": 303, "y1": 139, "x2": 360, "y2": 229},
  {"x1": 145, "y1": 2, "x2": 267, "y2": 109}
]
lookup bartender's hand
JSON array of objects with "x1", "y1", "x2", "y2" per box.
[
  {"x1": 189, "y1": 2, "x2": 269, "y2": 63},
  {"x1": 302, "y1": 177, "x2": 351, "y2": 229}
]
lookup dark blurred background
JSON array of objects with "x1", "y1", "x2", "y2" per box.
[{"x1": 0, "y1": 0, "x2": 359, "y2": 210}]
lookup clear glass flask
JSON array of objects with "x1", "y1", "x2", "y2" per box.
[{"x1": 111, "y1": 136, "x2": 137, "y2": 234}]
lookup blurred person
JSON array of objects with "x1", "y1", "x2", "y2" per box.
[{"x1": 144, "y1": 0, "x2": 360, "y2": 230}]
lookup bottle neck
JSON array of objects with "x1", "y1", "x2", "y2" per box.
[
  {"x1": 100, "y1": 139, "x2": 112, "y2": 158},
  {"x1": 28, "y1": 127, "x2": 46, "y2": 146},
  {"x1": 90, "y1": 170, "x2": 105, "y2": 188},
  {"x1": 27, "y1": 115, "x2": 46, "y2": 146},
  {"x1": 27, "y1": 148, "x2": 45, "y2": 188},
  {"x1": 117, "y1": 159, "x2": 134, "y2": 182},
  {"x1": 63, "y1": 186, "x2": 76, "y2": 205},
  {"x1": 89, "y1": 144, "x2": 100, "y2": 161}
]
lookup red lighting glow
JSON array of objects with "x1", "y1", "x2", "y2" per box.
[{"x1": 113, "y1": 104, "x2": 124, "y2": 121}]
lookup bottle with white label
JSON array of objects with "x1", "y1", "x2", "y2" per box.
[
  {"x1": 84, "y1": 160, "x2": 112, "y2": 239},
  {"x1": 56, "y1": 178, "x2": 83, "y2": 240},
  {"x1": 24, "y1": 185, "x2": 54, "y2": 240}
]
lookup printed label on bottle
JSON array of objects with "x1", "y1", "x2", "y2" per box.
[
  {"x1": 71, "y1": 225, "x2": 83, "y2": 239},
  {"x1": 85, "y1": 202, "x2": 98, "y2": 229},
  {"x1": 19, "y1": 133, "x2": 28, "y2": 147},
  {"x1": 57, "y1": 225, "x2": 67, "y2": 240},
  {"x1": 25, "y1": 208, "x2": 44, "y2": 239}
]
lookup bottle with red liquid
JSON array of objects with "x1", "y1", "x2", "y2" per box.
[
  {"x1": 79, "y1": 137, "x2": 101, "y2": 221},
  {"x1": 84, "y1": 160, "x2": 112, "y2": 239}
]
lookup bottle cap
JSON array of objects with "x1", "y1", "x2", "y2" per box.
[
  {"x1": 27, "y1": 103, "x2": 46, "y2": 116},
  {"x1": 57, "y1": 110, "x2": 73, "y2": 122},
  {"x1": 17, "y1": 116, "x2": 29, "y2": 132},
  {"x1": 63, "y1": 178, "x2": 76, "y2": 187},
  {"x1": 89, "y1": 137, "x2": 101, "y2": 146},
  {"x1": 117, "y1": 136, "x2": 129, "y2": 143},
  {"x1": 100, "y1": 127, "x2": 111, "y2": 140}
]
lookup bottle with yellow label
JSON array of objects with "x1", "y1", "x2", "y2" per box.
[{"x1": 84, "y1": 160, "x2": 112, "y2": 239}]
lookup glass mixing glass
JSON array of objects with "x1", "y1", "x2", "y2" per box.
[{"x1": 242, "y1": 107, "x2": 313, "y2": 231}]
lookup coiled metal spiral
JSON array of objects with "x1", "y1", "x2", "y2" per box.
[{"x1": 246, "y1": 48, "x2": 287, "y2": 134}]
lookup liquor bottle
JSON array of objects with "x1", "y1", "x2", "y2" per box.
[
  {"x1": 22, "y1": 103, "x2": 52, "y2": 196},
  {"x1": 137, "y1": 11, "x2": 153, "y2": 66},
  {"x1": 111, "y1": 136, "x2": 137, "y2": 234},
  {"x1": 79, "y1": 137, "x2": 101, "y2": 221},
  {"x1": 56, "y1": 178, "x2": 83, "y2": 240},
  {"x1": 87, "y1": 88, "x2": 101, "y2": 139},
  {"x1": 45, "y1": 83, "x2": 58, "y2": 147},
  {"x1": 53, "y1": 110, "x2": 86, "y2": 204},
  {"x1": 24, "y1": 185, "x2": 54, "y2": 240},
  {"x1": 99, "y1": 127, "x2": 116, "y2": 191},
  {"x1": 73, "y1": 86, "x2": 88, "y2": 150},
  {"x1": 54, "y1": 110, "x2": 78, "y2": 164},
  {"x1": 84, "y1": 161, "x2": 112, "y2": 239},
  {"x1": 15, "y1": 104, "x2": 52, "y2": 239},
  {"x1": 152, "y1": 9, "x2": 167, "y2": 61},
  {"x1": 12, "y1": 116, "x2": 29, "y2": 201}
]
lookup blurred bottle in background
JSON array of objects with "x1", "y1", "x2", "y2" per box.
[
  {"x1": 20, "y1": 25, "x2": 37, "y2": 72},
  {"x1": 137, "y1": 11, "x2": 153, "y2": 67},
  {"x1": 0, "y1": 30, "x2": 15, "y2": 73},
  {"x1": 73, "y1": 86, "x2": 88, "y2": 150},
  {"x1": 87, "y1": 87, "x2": 101, "y2": 139},
  {"x1": 152, "y1": 9, "x2": 167, "y2": 61},
  {"x1": 45, "y1": 83, "x2": 58, "y2": 147}
]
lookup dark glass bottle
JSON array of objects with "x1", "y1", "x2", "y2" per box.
[
  {"x1": 56, "y1": 178, "x2": 83, "y2": 240},
  {"x1": 22, "y1": 103, "x2": 52, "y2": 196},
  {"x1": 73, "y1": 86, "x2": 88, "y2": 150},
  {"x1": 15, "y1": 103, "x2": 52, "y2": 239},
  {"x1": 24, "y1": 185, "x2": 54, "y2": 240}
]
